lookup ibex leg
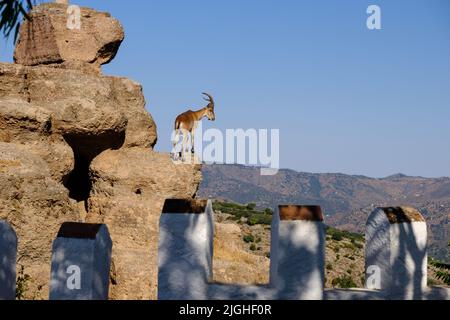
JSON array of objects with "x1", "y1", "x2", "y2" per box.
[
  {"x1": 181, "y1": 129, "x2": 189, "y2": 160},
  {"x1": 172, "y1": 129, "x2": 181, "y2": 159},
  {"x1": 191, "y1": 129, "x2": 196, "y2": 154}
]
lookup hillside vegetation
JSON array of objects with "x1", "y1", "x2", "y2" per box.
[{"x1": 212, "y1": 200, "x2": 450, "y2": 288}]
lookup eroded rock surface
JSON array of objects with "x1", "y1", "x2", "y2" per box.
[
  {"x1": 14, "y1": 3, "x2": 124, "y2": 75},
  {"x1": 0, "y1": 142, "x2": 78, "y2": 299},
  {"x1": 88, "y1": 149, "x2": 202, "y2": 299},
  {"x1": 0, "y1": 3, "x2": 201, "y2": 299}
]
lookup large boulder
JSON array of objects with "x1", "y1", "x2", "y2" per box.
[
  {"x1": 0, "y1": 62, "x2": 157, "y2": 164},
  {"x1": 0, "y1": 96, "x2": 74, "y2": 183},
  {"x1": 14, "y1": 3, "x2": 124, "y2": 74},
  {"x1": 108, "y1": 77, "x2": 158, "y2": 149}
]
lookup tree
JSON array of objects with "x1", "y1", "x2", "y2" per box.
[{"x1": 0, "y1": 0, "x2": 35, "y2": 43}]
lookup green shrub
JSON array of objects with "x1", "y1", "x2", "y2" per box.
[
  {"x1": 332, "y1": 276, "x2": 357, "y2": 289},
  {"x1": 243, "y1": 234, "x2": 254, "y2": 243},
  {"x1": 354, "y1": 242, "x2": 363, "y2": 249},
  {"x1": 214, "y1": 201, "x2": 273, "y2": 226},
  {"x1": 429, "y1": 258, "x2": 450, "y2": 285},
  {"x1": 435, "y1": 270, "x2": 450, "y2": 285},
  {"x1": 213, "y1": 201, "x2": 248, "y2": 214},
  {"x1": 249, "y1": 244, "x2": 257, "y2": 251},
  {"x1": 325, "y1": 226, "x2": 364, "y2": 243},
  {"x1": 248, "y1": 213, "x2": 272, "y2": 226},
  {"x1": 331, "y1": 233, "x2": 343, "y2": 241},
  {"x1": 246, "y1": 203, "x2": 256, "y2": 210},
  {"x1": 247, "y1": 215, "x2": 259, "y2": 226},
  {"x1": 261, "y1": 214, "x2": 272, "y2": 225},
  {"x1": 326, "y1": 263, "x2": 333, "y2": 271},
  {"x1": 16, "y1": 265, "x2": 31, "y2": 300},
  {"x1": 342, "y1": 242, "x2": 356, "y2": 250}
]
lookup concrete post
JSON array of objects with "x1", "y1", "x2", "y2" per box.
[
  {"x1": 365, "y1": 207, "x2": 427, "y2": 299},
  {"x1": 270, "y1": 205, "x2": 325, "y2": 300},
  {"x1": 0, "y1": 221, "x2": 17, "y2": 300},
  {"x1": 158, "y1": 199, "x2": 214, "y2": 300},
  {"x1": 49, "y1": 222, "x2": 112, "y2": 300}
]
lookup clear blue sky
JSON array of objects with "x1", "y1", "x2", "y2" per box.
[{"x1": 1, "y1": 0, "x2": 449, "y2": 178}]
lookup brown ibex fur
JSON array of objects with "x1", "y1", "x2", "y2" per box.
[{"x1": 173, "y1": 93, "x2": 215, "y2": 158}]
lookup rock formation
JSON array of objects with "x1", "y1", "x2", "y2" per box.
[
  {"x1": 0, "y1": 2, "x2": 201, "y2": 299},
  {"x1": 14, "y1": 3, "x2": 124, "y2": 75},
  {"x1": 88, "y1": 149, "x2": 201, "y2": 299}
]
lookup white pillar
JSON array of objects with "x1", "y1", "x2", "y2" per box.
[
  {"x1": 49, "y1": 223, "x2": 112, "y2": 300},
  {"x1": 365, "y1": 207, "x2": 427, "y2": 299},
  {"x1": 270, "y1": 205, "x2": 325, "y2": 300},
  {"x1": 158, "y1": 199, "x2": 214, "y2": 300},
  {"x1": 0, "y1": 221, "x2": 17, "y2": 300}
]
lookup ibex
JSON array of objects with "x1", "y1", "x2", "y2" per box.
[{"x1": 172, "y1": 93, "x2": 215, "y2": 159}]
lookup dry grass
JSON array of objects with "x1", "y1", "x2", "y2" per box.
[
  {"x1": 212, "y1": 214, "x2": 449, "y2": 289},
  {"x1": 213, "y1": 222, "x2": 269, "y2": 285}
]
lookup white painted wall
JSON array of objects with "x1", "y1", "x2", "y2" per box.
[
  {"x1": 158, "y1": 200, "x2": 214, "y2": 300},
  {"x1": 156, "y1": 205, "x2": 446, "y2": 301},
  {"x1": 366, "y1": 208, "x2": 428, "y2": 299},
  {"x1": 270, "y1": 208, "x2": 325, "y2": 300}
]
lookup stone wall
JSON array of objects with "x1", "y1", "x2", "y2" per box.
[
  {"x1": 157, "y1": 202, "x2": 449, "y2": 300},
  {"x1": 2, "y1": 203, "x2": 447, "y2": 300}
]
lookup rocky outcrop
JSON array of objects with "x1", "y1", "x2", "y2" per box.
[
  {"x1": 0, "y1": 142, "x2": 78, "y2": 299},
  {"x1": 14, "y1": 3, "x2": 124, "y2": 75},
  {"x1": 87, "y1": 149, "x2": 201, "y2": 299},
  {"x1": 0, "y1": 3, "x2": 201, "y2": 299},
  {"x1": 0, "y1": 63, "x2": 157, "y2": 191}
]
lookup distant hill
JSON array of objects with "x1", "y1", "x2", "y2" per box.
[{"x1": 198, "y1": 164, "x2": 450, "y2": 262}]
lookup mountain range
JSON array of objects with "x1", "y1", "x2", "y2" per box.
[{"x1": 198, "y1": 164, "x2": 449, "y2": 262}]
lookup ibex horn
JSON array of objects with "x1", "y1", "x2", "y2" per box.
[{"x1": 202, "y1": 92, "x2": 214, "y2": 108}]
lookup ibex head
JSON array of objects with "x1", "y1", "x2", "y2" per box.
[{"x1": 203, "y1": 92, "x2": 215, "y2": 121}]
